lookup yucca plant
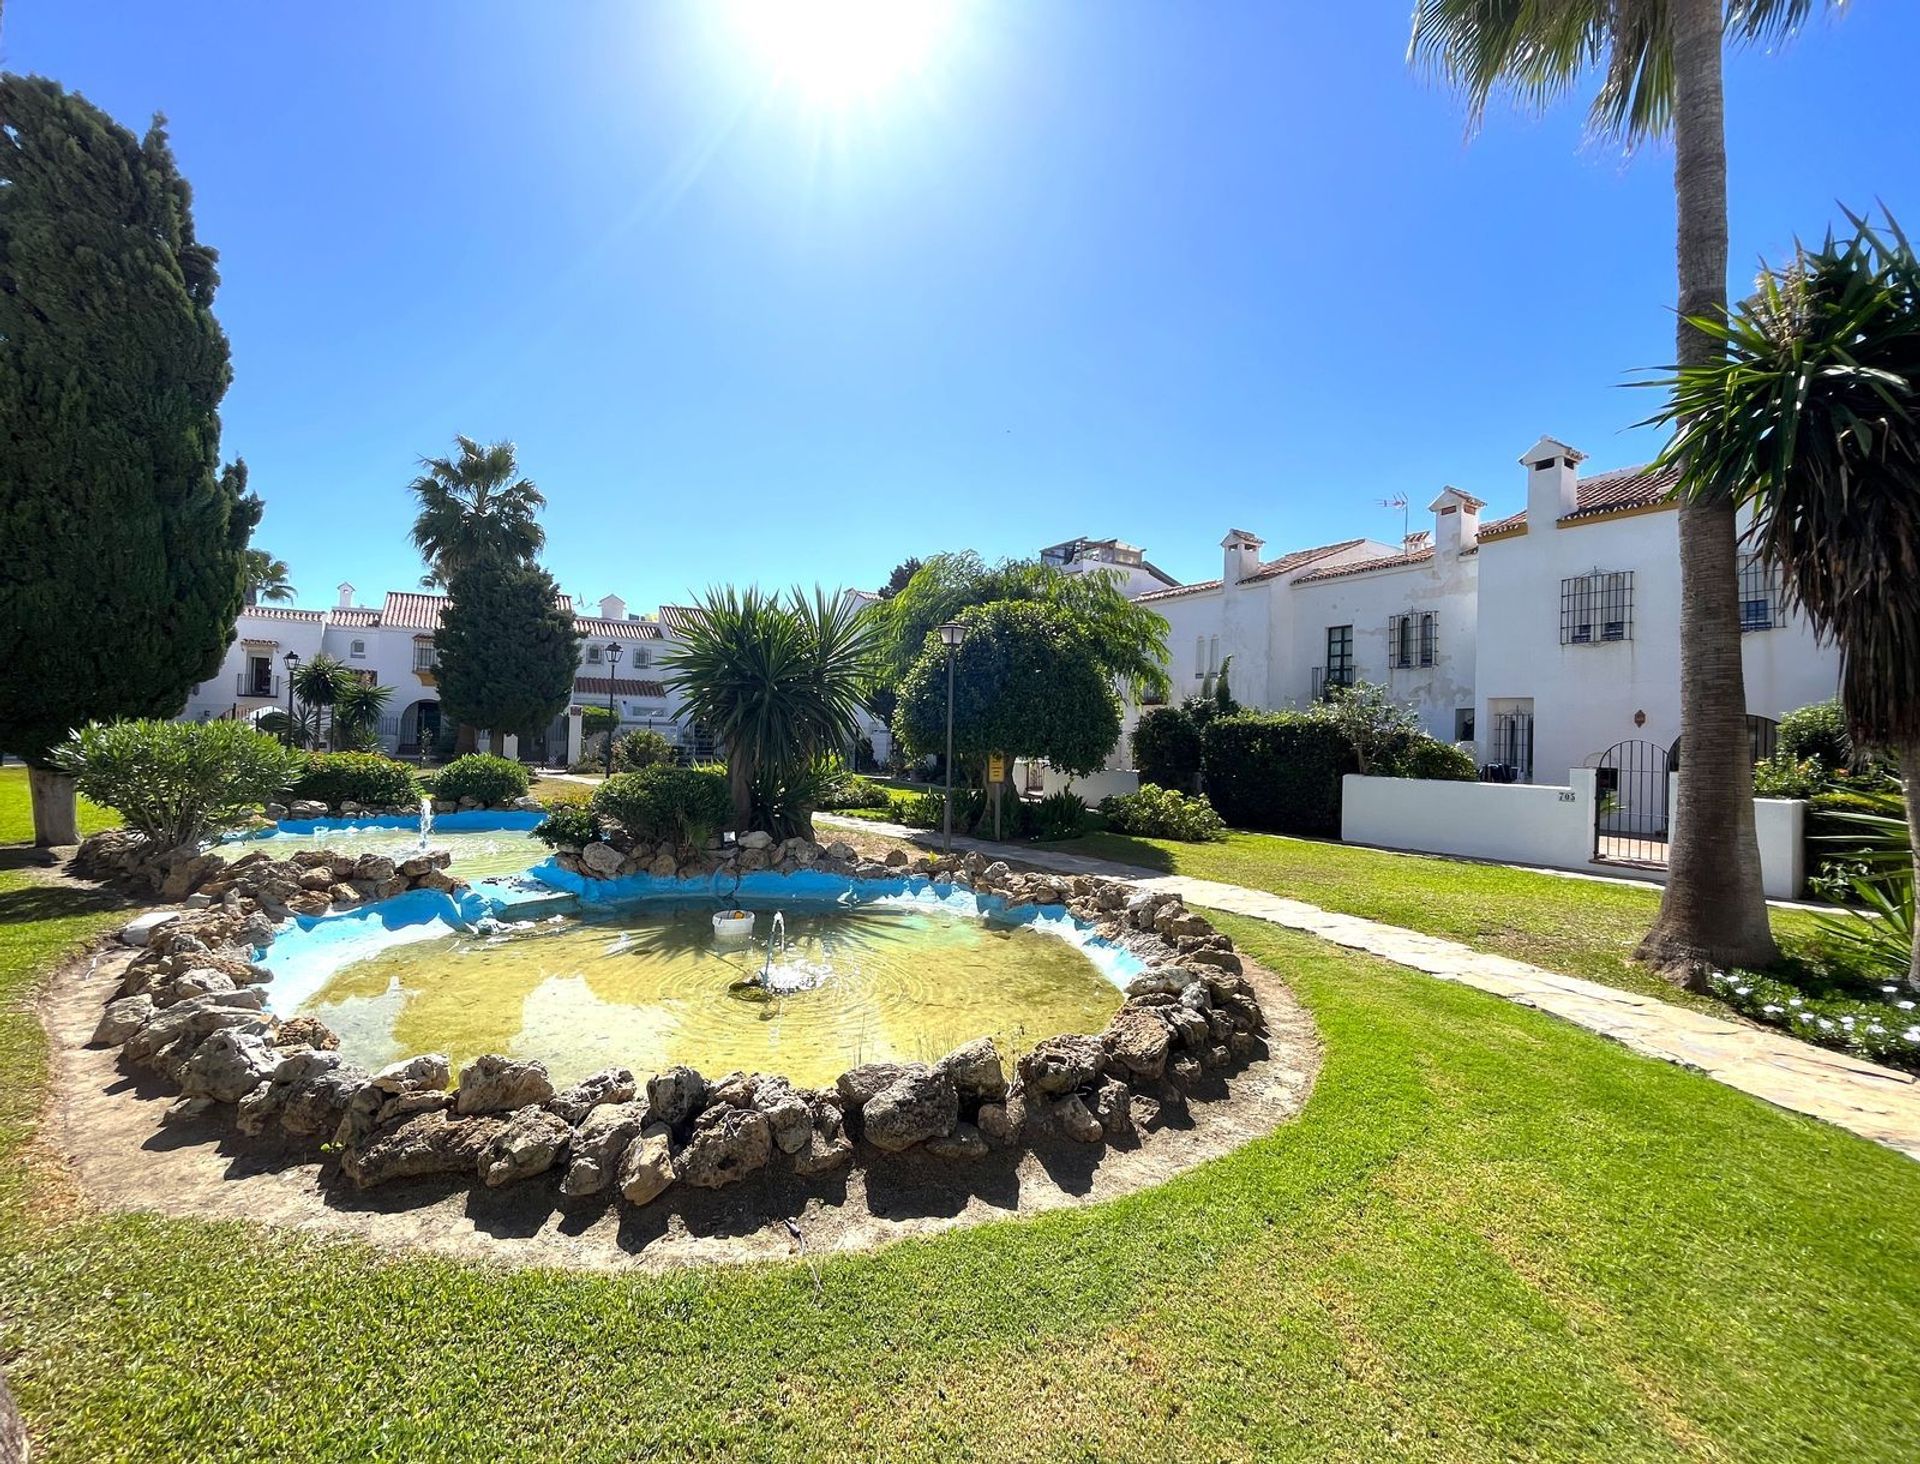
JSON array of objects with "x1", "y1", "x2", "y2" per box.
[{"x1": 331, "y1": 679, "x2": 393, "y2": 752}]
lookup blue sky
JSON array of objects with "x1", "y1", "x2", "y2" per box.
[{"x1": 10, "y1": 2, "x2": 1915, "y2": 607}]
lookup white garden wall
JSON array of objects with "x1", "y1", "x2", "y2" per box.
[{"x1": 1014, "y1": 761, "x2": 1141, "y2": 804}]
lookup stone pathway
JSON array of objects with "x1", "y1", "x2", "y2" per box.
[{"x1": 820, "y1": 815, "x2": 1920, "y2": 1162}]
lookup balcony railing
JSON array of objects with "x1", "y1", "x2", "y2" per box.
[
  {"x1": 237, "y1": 672, "x2": 280, "y2": 698},
  {"x1": 1311, "y1": 665, "x2": 1355, "y2": 701}
]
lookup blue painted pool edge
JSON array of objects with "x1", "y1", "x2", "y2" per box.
[{"x1": 222, "y1": 810, "x2": 547, "y2": 842}]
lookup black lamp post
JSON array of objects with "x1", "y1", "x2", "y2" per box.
[
  {"x1": 282, "y1": 651, "x2": 301, "y2": 749},
  {"x1": 603, "y1": 642, "x2": 623, "y2": 776},
  {"x1": 937, "y1": 621, "x2": 967, "y2": 854}
]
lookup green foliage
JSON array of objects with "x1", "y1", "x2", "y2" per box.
[
  {"x1": 242, "y1": 549, "x2": 295, "y2": 605},
  {"x1": 0, "y1": 80, "x2": 252, "y2": 773},
  {"x1": 1202, "y1": 711, "x2": 1356, "y2": 836},
  {"x1": 1314, "y1": 681, "x2": 1422, "y2": 775},
  {"x1": 1131, "y1": 706, "x2": 1204, "y2": 792},
  {"x1": 331, "y1": 680, "x2": 392, "y2": 753},
  {"x1": 1102, "y1": 784, "x2": 1227, "y2": 842},
  {"x1": 591, "y1": 766, "x2": 731, "y2": 847},
  {"x1": 1813, "y1": 874, "x2": 1916, "y2": 995},
  {"x1": 749, "y1": 756, "x2": 845, "y2": 841},
  {"x1": 1706, "y1": 963, "x2": 1920, "y2": 1071},
  {"x1": 408, "y1": 436, "x2": 546, "y2": 586},
  {"x1": 1398, "y1": 738, "x2": 1478, "y2": 782},
  {"x1": 1778, "y1": 700, "x2": 1854, "y2": 769},
  {"x1": 662, "y1": 585, "x2": 877, "y2": 833},
  {"x1": 50, "y1": 720, "x2": 301, "y2": 847},
  {"x1": 290, "y1": 753, "x2": 419, "y2": 810},
  {"x1": 580, "y1": 705, "x2": 619, "y2": 738},
  {"x1": 897, "y1": 791, "x2": 947, "y2": 830},
  {"x1": 533, "y1": 803, "x2": 601, "y2": 850},
  {"x1": 1753, "y1": 754, "x2": 1828, "y2": 800},
  {"x1": 433, "y1": 753, "x2": 530, "y2": 806},
  {"x1": 895, "y1": 602, "x2": 1121, "y2": 782},
  {"x1": 435, "y1": 561, "x2": 582, "y2": 746},
  {"x1": 1029, "y1": 789, "x2": 1091, "y2": 841},
  {"x1": 821, "y1": 773, "x2": 892, "y2": 811},
  {"x1": 874, "y1": 550, "x2": 1171, "y2": 700},
  {"x1": 611, "y1": 728, "x2": 675, "y2": 773}
]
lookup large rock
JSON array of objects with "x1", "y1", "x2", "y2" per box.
[
  {"x1": 479, "y1": 1106, "x2": 573, "y2": 1187},
  {"x1": 737, "y1": 829, "x2": 774, "y2": 851},
  {"x1": 861, "y1": 1067, "x2": 959, "y2": 1152},
  {"x1": 936, "y1": 1038, "x2": 1008, "y2": 1103},
  {"x1": 791, "y1": 1127, "x2": 854, "y2": 1177},
  {"x1": 975, "y1": 1094, "x2": 1025, "y2": 1146},
  {"x1": 1016, "y1": 1034, "x2": 1105, "y2": 1096},
  {"x1": 180, "y1": 1029, "x2": 279, "y2": 1103},
  {"x1": 647, "y1": 1065, "x2": 706, "y2": 1127},
  {"x1": 121, "y1": 991, "x2": 270, "y2": 1064},
  {"x1": 333, "y1": 1053, "x2": 451, "y2": 1149},
  {"x1": 581, "y1": 841, "x2": 624, "y2": 877},
  {"x1": 1090, "y1": 1075, "x2": 1133, "y2": 1142},
  {"x1": 560, "y1": 1100, "x2": 649, "y2": 1197},
  {"x1": 924, "y1": 1122, "x2": 988, "y2": 1161},
  {"x1": 676, "y1": 1105, "x2": 772, "y2": 1188},
  {"x1": 616, "y1": 1122, "x2": 676, "y2": 1205},
  {"x1": 117, "y1": 910, "x2": 181, "y2": 947},
  {"x1": 340, "y1": 1110, "x2": 504, "y2": 1188},
  {"x1": 835, "y1": 1060, "x2": 922, "y2": 1110},
  {"x1": 90, "y1": 993, "x2": 155, "y2": 1048},
  {"x1": 549, "y1": 1066, "x2": 637, "y2": 1124},
  {"x1": 751, "y1": 1078, "x2": 815, "y2": 1155},
  {"x1": 1054, "y1": 1092, "x2": 1103, "y2": 1144},
  {"x1": 236, "y1": 1049, "x2": 359, "y2": 1137},
  {"x1": 1102, "y1": 1008, "x2": 1171, "y2": 1080},
  {"x1": 455, "y1": 1054, "x2": 555, "y2": 1115}
]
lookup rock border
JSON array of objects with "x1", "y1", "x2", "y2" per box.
[{"x1": 73, "y1": 832, "x2": 1272, "y2": 1216}]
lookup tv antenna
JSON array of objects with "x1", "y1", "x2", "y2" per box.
[{"x1": 1377, "y1": 494, "x2": 1410, "y2": 553}]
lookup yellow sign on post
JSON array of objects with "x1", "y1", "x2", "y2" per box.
[{"x1": 986, "y1": 753, "x2": 1007, "y2": 783}]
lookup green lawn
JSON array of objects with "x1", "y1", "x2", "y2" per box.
[
  {"x1": 0, "y1": 765, "x2": 119, "y2": 846},
  {"x1": 1049, "y1": 829, "x2": 1867, "y2": 1013},
  {"x1": 2, "y1": 867, "x2": 1917, "y2": 1458}
]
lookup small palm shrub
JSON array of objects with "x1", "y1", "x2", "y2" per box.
[
  {"x1": 611, "y1": 728, "x2": 675, "y2": 773},
  {"x1": 534, "y1": 803, "x2": 602, "y2": 849},
  {"x1": 52, "y1": 720, "x2": 303, "y2": 847},
  {"x1": 592, "y1": 766, "x2": 731, "y2": 847},
  {"x1": 1029, "y1": 789, "x2": 1090, "y2": 841},
  {"x1": 290, "y1": 752, "x2": 420, "y2": 809},
  {"x1": 434, "y1": 753, "x2": 530, "y2": 806},
  {"x1": 1102, "y1": 784, "x2": 1227, "y2": 842}
]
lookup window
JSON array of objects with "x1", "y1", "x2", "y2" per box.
[
  {"x1": 586, "y1": 644, "x2": 603, "y2": 665},
  {"x1": 1193, "y1": 636, "x2": 1204, "y2": 679},
  {"x1": 1389, "y1": 611, "x2": 1438, "y2": 669},
  {"x1": 412, "y1": 641, "x2": 438, "y2": 672},
  {"x1": 1454, "y1": 707, "x2": 1475, "y2": 742},
  {"x1": 349, "y1": 638, "x2": 366, "y2": 659},
  {"x1": 1489, "y1": 700, "x2": 1535, "y2": 782},
  {"x1": 1318, "y1": 624, "x2": 1354, "y2": 697},
  {"x1": 629, "y1": 646, "x2": 650, "y2": 669},
  {"x1": 1560, "y1": 571, "x2": 1633, "y2": 645},
  {"x1": 1739, "y1": 553, "x2": 1783, "y2": 632}
]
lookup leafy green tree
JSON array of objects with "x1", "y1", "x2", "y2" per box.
[
  {"x1": 1653, "y1": 214, "x2": 1920, "y2": 985},
  {"x1": 876, "y1": 556, "x2": 924, "y2": 600},
  {"x1": 1410, "y1": 0, "x2": 1846, "y2": 975},
  {"x1": 662, "y1": 587, "x2": 877, "y2": 835},
  {"x1": 434, "y1": 562, "x2": 582, "y2": 757},
  {"x1": 408, "y1": 436, "x2": 546, "y2": 587},
  {"x1": 894, "y1": 601, "x2": 1121, "y2": 821},
  {"x1": 874, "y1": 551, "x2": 1171, "y2": 701},
  {"x1": 1132, "y1": 705, "x2": 1205, "y2": 792},
  {"x1": 0, "y1": 79, "x2": 254, "y2": 844}
]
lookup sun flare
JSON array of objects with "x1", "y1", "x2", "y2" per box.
[{"x1": 726, "y1": 0, "x2": 958, "y2": 105}]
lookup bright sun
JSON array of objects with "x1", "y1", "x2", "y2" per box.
[{"x1": 726, "y1": 0, "x2": 958, "y2": 105}]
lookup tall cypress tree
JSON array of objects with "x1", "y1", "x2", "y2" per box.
[
  {"x1": 0, "y1": 77, "x2": 254, "y2": 842},
  {"x1": 435, "y1": 563, "x2": 583, "y2": 756}
]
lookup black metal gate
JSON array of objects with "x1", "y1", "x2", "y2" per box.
[{"x1": 1593, "y1": 739, "x2": 1673, "y2": 865}]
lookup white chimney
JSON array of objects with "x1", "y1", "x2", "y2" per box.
[
  {"x1": 1428, "y1": 487, "x2": 1483, "y2": 557},
  {"x1": 336, "y1": 582, "x2": 354, "y2": 609},
  {"x1": 1521, "y1": 436, "x2": 1584, "y2": 529},
  {"x1": 598, "y1": 593, "x2": 627, "y2": 621},
  {"x1": 1221, "y1": 528, "x2": 1264, "y2": 585}
]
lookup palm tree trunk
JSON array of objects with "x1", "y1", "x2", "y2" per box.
[
  {"x1": 1901, "y1": 739, "x2": 1920, "y2": 992},
  {"x1": 1637, "y1": 0, "x2": 1780, "y2": 981}
]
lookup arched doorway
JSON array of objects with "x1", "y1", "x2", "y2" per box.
[
  {"x1": 1592, "y1": 738, "x2": 1674, "y2": 865},
  {"x1": 399, "y1": 699, "x2": 441, "y2": 757}
]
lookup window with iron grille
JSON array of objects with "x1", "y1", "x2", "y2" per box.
[
  {"x1": 412, "y1": 641, "x2": 438, "y2": 671},
  {"x1": 1325, "y1": 624, "x2": 1353, "y2": 682},
  {"x1": 1738, "y1": 553, "x2": 1784, "y2": 632},
  {"x1": 1560, "y1": 570, "x2": 1633, "y2": 645},
  {"x1": 1388, "y1": 611, "x2": 1439, "y2": 669},
  {"x1": 1490, "y1": 708, "x2": 1535, "y2": 782}
]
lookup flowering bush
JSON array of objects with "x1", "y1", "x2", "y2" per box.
[
  {"x1": 1706, "y1": 968, "x2": 1920, "y2": 1072},
  {"x1": 1102, "y1": 784, "x2": 1227, "y2": 842}
]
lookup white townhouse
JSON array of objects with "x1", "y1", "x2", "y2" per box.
[
  {"x1": 1081, "y1": 433, "x2": 1838, "y2": 792},
  {"x1": 182, "y1": 586, "x2": 892, "y2": 767}
]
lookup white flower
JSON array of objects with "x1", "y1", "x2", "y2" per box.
[
  {"x1": 1763, "y1": 1003, "x2": 1783, "y2": 1015},
  {"x1": 1789, "y1": 996, "x2": 1804, "y2": 1007},
  {"x1": 1818, "y1": 1018, "x2": 1835, "y2": 1031},
  {"x1": 1883, "y1": 985, "x2": 1899, "y2": 994},
  {"x1": 1735, "y1": 986, "x2": 1751, "y2": 997},
  {"x1": 1898, "y1": 1000, "x2": 1916, "y2": 1011}
]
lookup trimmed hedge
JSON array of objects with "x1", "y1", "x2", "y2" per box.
[
  {"x1": 1201, "y1": 712, "x2": 1356, "y2": 836},
  {"x1": 290, "y1": 752, "x2": 420, "y2": 810},
  {"x1": 612, "y1": 728, "x2": 675, "y2": 773},
  {"x1": 1132, "y1": 706, "x2": 1204, "y2": 792},
  {"x1": 433, "y1": 753, "x2": 530, "y2": 806},
  {"x1": 591, "y1": 765, "x2": 731, "y2": 847}
]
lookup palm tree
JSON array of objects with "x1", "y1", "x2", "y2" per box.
[
  {"x1": 1408, "y1": 0, "x2": 1842, "y2": 977},
  {"x1": 290, "y1": 653, "x2": 354, "y2": 750},
  {"x1": 332, "y1": 678, "x2": 395, "y2": 752},
  {"x1": 242, "y1": 549, "x2": 296, "y2": 605},
  {"x1": 407, "y1": 435, "x2": 546, "y2": 585},
  {"x1": 1654, "y1": 214, "x2": 1920, "y2": 986},
  {"x1": 663, "y1": 587, "x2": 878, "y2": 836}
]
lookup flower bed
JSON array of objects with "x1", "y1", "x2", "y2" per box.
[{"x1": 1707, "y1": 968, "x2": 1920, "y2": 1071}]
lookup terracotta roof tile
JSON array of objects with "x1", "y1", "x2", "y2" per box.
[
  {"x1": 573, "y1": 677, "x2": 667, "y2": 699},
  {"x1": 379, "y1": 591, "x2": 447, "y2": 630},
  {"x1": 574, "y1": 615, "x2": 663, "y2": 639},
  {"x1": 1136, "y1": 578, "x2": 1223, "y2": 604},
  {"x1": 238, "y1": 606, "x2": 324, "y2": 623},
  {"x1": 659, "y1": 605, "x2": 699, "y2": 633},
  {"x1": 1134, "y1": 537, "x2": 1373, "y2": 604},
  {"x1": 1292, "y1": 546, "x2": 1437, "y2": 585},
  {"x1": 329, "y1": 607, "x2": 380, "y2": 627},
  {"x1": 1477, "y1": 463, "x2": 1678, "y2": 539}
]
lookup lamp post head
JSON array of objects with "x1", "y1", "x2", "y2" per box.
[
  {"x1": 937, "y1": 621, "x2": 967, "y2": 649},
  {"x1": 284, "y1": 651, "x2": 301, "y2": 668},
  {"x1": 607, "y1": 641, "x2": 623, "y2": 666}
]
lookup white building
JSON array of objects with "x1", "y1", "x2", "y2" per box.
[{"x1": 183, "y1": 585, "x2": 892, "y2": 766}]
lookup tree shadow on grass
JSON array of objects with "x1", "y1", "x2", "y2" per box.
[{"x1": 0, "y1": 875, "x2": 126, "y2": 929}]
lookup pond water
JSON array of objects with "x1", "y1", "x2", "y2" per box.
[
  {"x1": 214, "y1": 816, "x2": 548, "y2": 883},
  {"x1": 279, "y1": 902, "x2": 1128, "y2": 1089}
]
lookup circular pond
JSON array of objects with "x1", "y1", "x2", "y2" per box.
[{"x1": 265, "y1": 896, "x2": 1135, "y2": 1089}]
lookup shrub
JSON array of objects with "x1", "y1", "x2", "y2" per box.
[
  {"x1": 290, "y1": 752, "x2": 420, "y2": 809},
  {"x1": 611, "y1": 728, "x2": 676, "y2": 774},
  {"x1": 434, "y1": 753, "x2": 530, "y2": 806},
  {"x1": 581, "y1": 704, "x2": 619, "y2": 738},
  {"x1": 1397, "y1": 738, "x2": 1478, "y2": 782},
  {"x1": 1102, "y1": 783, "x2": 1226, "y2": 842},
  {"x1": 821, "y1": 773, "x2": 892, "y2": 811},
  {"x1": 534, "y1": 803, "x2": 601, "y2": 849},
  {"x1": 51, "y1": 720, "x2": 303, "y2": 847},
  {"x1": 1706, "y1": 967, "x2": 1920, "y2": 1073},
  {"x1": 1132, "y1": 706, "x2": 1203, "y2": 792},
  {"x1": 1202, "y1": 711, "x2": 1355, "y2": 836},
  {"x1": 1777, "y1": 699, "x2": 1852, "y2": 769},
  {"x1": 592, "y1": 765, "x2": 732, "y2": 847},
  {"x1": 1030, "y1": 789, "x2": 1089, "y2": 841},
  {"x1": 899, "y1": 792, "x2": 946, "y2": 830},
  {"x1": 1753, "y1": 753, "x2": 1827, "y2": 799}
]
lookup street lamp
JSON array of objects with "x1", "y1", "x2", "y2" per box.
[
  {"x1": 603, "y1": 642, "x2": 623, "y2": 777},
  {"x1": 282, "y1": 651, "x2": 301, "y2": 749},
  {"x1": 937, "y1": 621, "x2": 967, "y2": 854}
]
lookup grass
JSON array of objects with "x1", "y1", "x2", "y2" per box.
[
  {"x1": 3, "y1": 870, "x2": 1918, "y2": 1457},
  {"x1": 0, "y1": 765, "x2": 119, "y2": 846},
  {"x1": 1047, "y1": 828, "x2": 1872, "y2": 1013}
]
